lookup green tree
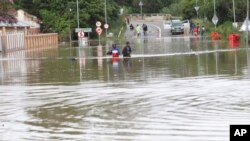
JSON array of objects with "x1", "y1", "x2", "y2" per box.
[
  {"x1": 130, "y1": 0, "x2": 171, "y2": 13},
  {"x1": 13, "y1": 0, "x2": 250, "y2": 38},
  {"x1": 161, "y1": 3, "x2": 181, "y2": 16},
  {"x1": 179, "y1": 0, "x2": 248, "y2": 24},
  {"x1": 15, "y1": 0, "x2": 120, "y2": 39},
  {"x1": 0, "y1": 0, "x2": 17, "y2": 23}
]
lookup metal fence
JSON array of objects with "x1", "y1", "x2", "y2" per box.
[
  {"x1": 7, "y1": 33, "x2": 25, "y2": 52},
  {"x1": 0, "y1": 33, "x2": 25, "y2": 52},
  {"x1": 0, "y1": 36, "x2": 2, "y2": 52},
  {"x1": 0, "y1": 33, "x2": 58, "y2": 53}
]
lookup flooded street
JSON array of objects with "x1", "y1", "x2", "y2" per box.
[{"x1": 1, "y1": 37, "x2": 250, "y2": 141}]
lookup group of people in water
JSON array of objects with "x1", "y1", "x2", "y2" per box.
[
  {"x1": 107, "y1": 41, "x2": 132, "y2": 58},
  {"x1": 190, "y1": 22, "x2": 206, "y2": 36},
  {"x1": 129, "y1": 23, "x2": 148, "y2": 37},
  {"x1": 106, "y1": 41, "x2": 133, "y2": 73}
]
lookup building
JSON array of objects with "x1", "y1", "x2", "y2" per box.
[
  {"x1": 16, "y1": 9, "x2": 40, "y2": 34},
  {"x1": 0, "y1": 9, "x2": 40, "y2": 35}
]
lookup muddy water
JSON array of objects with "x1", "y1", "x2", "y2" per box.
[{"x1": 1, "y1": 37, "x2": 250, "y2": 141}]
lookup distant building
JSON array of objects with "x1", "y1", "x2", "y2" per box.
[
  {"x1": 0, "y1": 9, "x2": 40, "y2": 35},
  {"x1": 16, "y1": 9, "x2": 40, "y2": 34}
]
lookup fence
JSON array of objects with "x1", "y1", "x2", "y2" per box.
[
  {"x1": 129, "y1": 13, "x2": 172, "y2": 21},
  {"x1": 0, "y1": 33, "x2": 58, "y2": 53},
  {"x1": 25, "y1": 33, "x2": 58, "y2": 49},
  {"x1": 0, "y1": 36, "x2": 2, "y2": 52},
  {"x1": 1, "y1": 33, "x2": 25, "y2": 52}
]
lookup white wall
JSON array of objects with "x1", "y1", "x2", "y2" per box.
[{"x1": 17, "y1": 10, "x2": 40, "y2": 28}]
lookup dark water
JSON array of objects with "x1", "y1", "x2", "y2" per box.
[{"x1": 1, "y1": 37, "x2": 250, "y2": 141}]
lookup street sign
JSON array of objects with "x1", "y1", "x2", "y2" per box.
[
  {"x1": 139, "y1": 1, "x2": 143, "y2": 6},
  {"x1": 96, "y1": 21, "x2": 102, "y2": 27},
  {"x1": 75, "y1": 28, "x2": 92, "y2": 33},
  {"x1": 194, "y1": 6, "x2": 199, "y2": 12},
  {"x1": 212, "y1": 14, "x2": 219, "y2": 25},
  {"x1": 78, "y1": 31, "x2": 85, "y2": 38},
  {"x1": 104, "y1": 24, "x2": 109, "y2": 29},
  {"x1": 96, "y1": 27, "x2": 103, "y2": 35}
]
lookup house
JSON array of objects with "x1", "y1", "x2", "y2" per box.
[
  {"x1": 16, "y1": 9, "x2": 40, "y2": 34},
  {"x1": 0, "y1": 9, "x2": 40, "y2": 35}
]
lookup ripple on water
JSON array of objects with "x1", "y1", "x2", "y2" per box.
[{"x1": 1, "y1": 77, "x2": 250, "y2": 141}]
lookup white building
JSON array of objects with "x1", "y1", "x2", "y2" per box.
[
  {"x1": 16, "y1": 9, "x2": 40, "y2": 34},
  {"x1": 0, "y1": 9, "x2": 40, "y2": 35}
]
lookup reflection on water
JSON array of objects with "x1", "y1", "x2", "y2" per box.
[{"x1": 1, "y1": 37, "x2": 250, "y2": 141}]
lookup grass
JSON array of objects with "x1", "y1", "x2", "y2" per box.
[
  {"x1": 99, "y1": 16, "x2": 127, "y2": 46},
  {"x1": 192, "y1": 19, "x2": 244, "y2": 40}
]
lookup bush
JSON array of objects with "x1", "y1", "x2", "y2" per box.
[{"x1": 209, "y1": 21, "x2": 240, "y2": 39}]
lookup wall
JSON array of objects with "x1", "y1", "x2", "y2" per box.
[
  {"x1": 16, "y1": 9, "x2": 40, "y2": 34},
  {"x1": 129, "y1": 13, "x2": 172, "y2": 21}
]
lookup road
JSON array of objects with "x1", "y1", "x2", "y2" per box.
[{"x1": 125, "y1": 19, "x2": 174, "y2": 39}]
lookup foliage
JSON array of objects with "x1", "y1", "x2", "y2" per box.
[
  {"x1": 14, "y1": 0, "x2": 120, "y2": 40},
  {"x1": 114, "y1": 0, "x2": 175, "y2": 13},
  {"x1": 161, "y1": 3, "x2": 181, "y2": 16},
  {"x1": 213, "y1": 21, "x2": 240, "y2": 38},
  {"x1": 179, "y1": 0, "x2": 196, "y2": 20},
  {"x1": 0, "y1": 0, "x2": 17, "y2": 23},
  {"x1": 9, "y1": 0, "x2": 250, "y2": 40},
  {"x1": 179, "y1": 0, "x2": 248, "y2": 25}
]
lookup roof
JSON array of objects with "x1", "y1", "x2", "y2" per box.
[{"x1": 0, "y1": 21, "x2": 30, "y2": 27}]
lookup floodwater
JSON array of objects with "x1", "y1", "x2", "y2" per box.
[{"x1": 1, "y1": 37, "x2": 250, "y2": 141}]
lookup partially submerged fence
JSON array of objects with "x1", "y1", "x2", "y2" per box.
[
  {"x1": 25, "y1": 33, "x2": 58, "y2": 49},
  {"x1": 0, "y1": 33, "x2": 58, "y2": 53},
  {"x1": 0, "y1": 33, "x2": 25, "y2": 52},
  {"x1": 0, "y1": 36, "x2": 2, "y2": 52}
]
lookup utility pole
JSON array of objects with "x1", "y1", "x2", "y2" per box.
[
  {"x1": 139, "y1": 1, "x2": 143, "y2": 20},
  {"x1": 77, "y1": 0, "x2": 79, "y2": 28},
  {"x1": 69, "y1": 8, "x2": 72, "y2": 47},
  {"x1": 104, "y1": 0, "x2": 107, "y2": 37},
  {"x1": 247, "y1": 0, "x2": 249, "y2": 47},
  {"x1": 233, "y1": 0, "x2": 236, "y2": 23}
]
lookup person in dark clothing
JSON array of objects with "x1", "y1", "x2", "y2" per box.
[
  {"x1": 190, "y1": 22, "x2": 196, "y2": 35},
  {"x1": 122, "y1": 41, "x2": 132, "y2": 57},
  {"x1": 200, "y1": 26, "x2": 206, "y2": 36},
  {"x1": 142, "y1": 23, "x2": 148, "y2": 36},
  {"x1": 130, "y1": 24, "x2": 134, "y2": 31}
]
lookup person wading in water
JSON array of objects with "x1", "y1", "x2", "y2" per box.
[{"x1": 122, "y1": 41, "x2": 132, "y2": 57}]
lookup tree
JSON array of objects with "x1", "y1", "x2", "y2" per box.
[
  {"x1": 15, "y1": 0, "x2": 120, "y2": 39},
  {"x1": 0, "y1": 0, "x2": 17, "y2": 23},
  {"x1": 179, "y1": 0, "x2": 248, "y2": 24},
  {"x1": 162, "y1": 3, "x2": 181, "y2": 17}
]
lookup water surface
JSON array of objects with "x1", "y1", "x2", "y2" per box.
[{"x1": 1, "y1": 37, "x2": 250, "y2": 141}]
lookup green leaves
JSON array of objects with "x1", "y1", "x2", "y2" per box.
[
  {"x1": 14, "y1": 0, "x2": 249, "y2": 38},
  {"x1": 0, "y1": 0, "x2": 17, "y2": 23},
  {"x1": 16, "y1": 0, "x2": 120, "y2": 39}
]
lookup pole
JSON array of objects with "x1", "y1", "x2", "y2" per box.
[
  {"x1": 214, "y1": 0, "x2": 216, "y2": 28},
  {"x1": 139, "y1": 1, "x2": 143, "y2": 20},
  {"x1": 77, "y1": 0, "x2": 79, "y2": 28},
  {"x1": 233, "y1": 0, "x2": 236, "y2": 23},
  {"x1": 104, "y1": 0, "x2": 107, "y2": 37},
  {"x1": 214, "y1": 0, "x2": 216, "y2": 15},
  {"x1": 141, "y1": 6, "x2": 142, "y2": 20},
  {"x1": 196, "y1": 0, "x2": 198, "y2": 19},
  {"x1": 69, "y1": 8, "x2": 72, "y2": 48},
  {"x1": 203, "y1": 0, "x2": 206, "y2": 22},
  {"x1": 98, "y1": 35, "x2": 101, "y2": 45},
  {"x1": 247, "y1": 0, "x2": 249, "y2": 47}
]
